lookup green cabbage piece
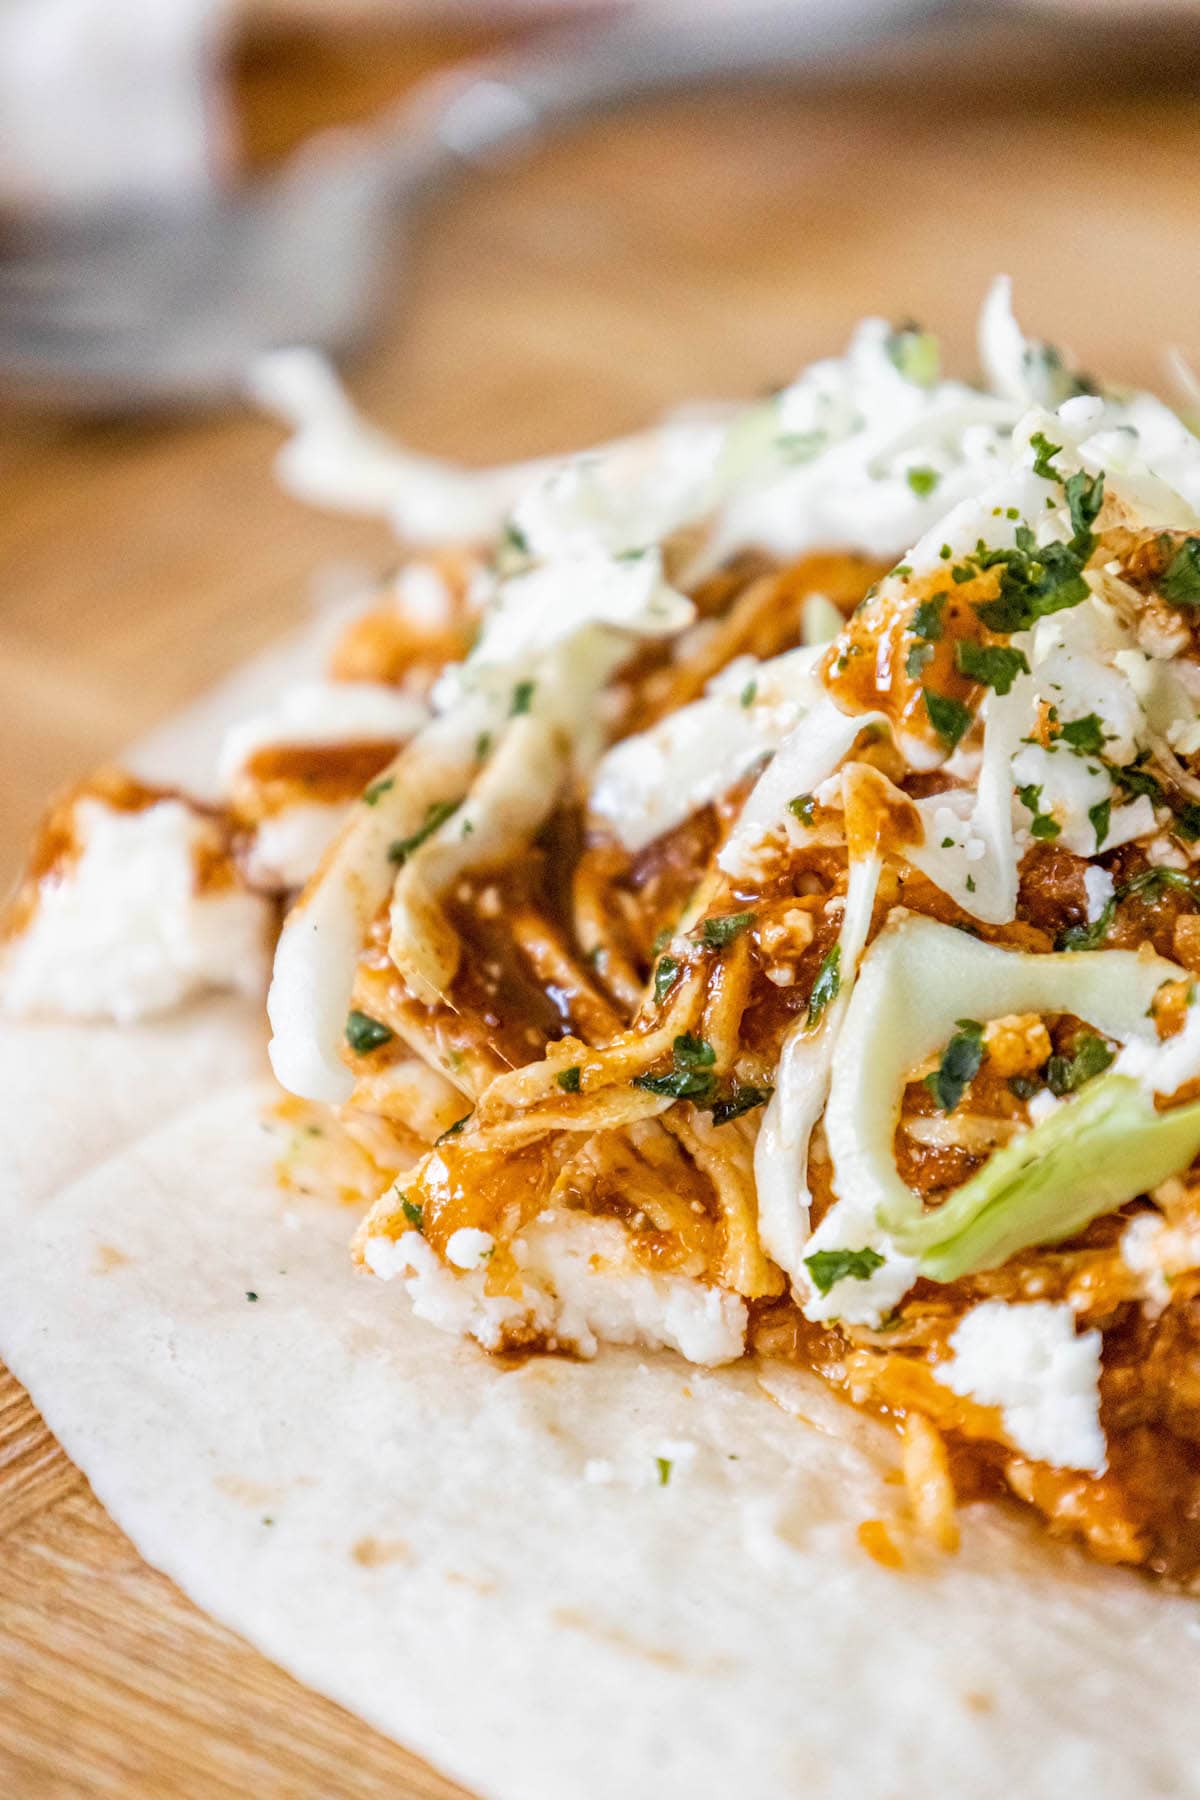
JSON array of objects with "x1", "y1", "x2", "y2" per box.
[{"x1": 882, "y1": 1073, "x2": 1200, "y2": 1281}]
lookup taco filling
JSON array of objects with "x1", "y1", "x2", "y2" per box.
[{"x1": 9, "y1": 281, "x2": 1200, "y2": 1584}]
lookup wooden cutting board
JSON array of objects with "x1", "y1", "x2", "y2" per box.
[{"x1": 4, "y1": 14, "x2": 1200, "y2": 1795}]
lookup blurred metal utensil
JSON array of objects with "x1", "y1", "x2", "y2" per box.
[{"x1": 0, "y1": 0, "x2": 950, "y2": 408}]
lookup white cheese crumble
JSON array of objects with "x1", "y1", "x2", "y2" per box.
[
  {"x1": 363, "y1": 1212, "x2": 747, "y2": 1366},
  {"x1": 588, "y1": 646, "x2": 819, "y2": 852},
  {"x1": 0, "y1": 798, "x2": 271, "y2": 1023},
  {"x1": 1084, "y1": 863, "x2": 1116, "y2": 923},
  {"x1": 445, "y1": 1227, "x2": 495, "y2": 1271},
  {"x1": 933, "y1": 1300, "x2": 1107, "y2": 1474}
]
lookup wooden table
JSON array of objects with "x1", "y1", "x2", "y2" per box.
[{"x1": 3, "y1": 12, "x2": 1200, "y2": 1795}]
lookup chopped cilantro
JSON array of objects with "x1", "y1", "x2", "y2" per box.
[
  {"x1": 1174, "y1": 802, "x2": 1200, "y2": 843},
  {"x1": 1089, "y1": 797, "x2": 1111, "y2": 850},
  {"x1": 972, "y1": 531, "x2": 1090, "y2": 634},
  {"x1": 702, "y1": 911, "x2": 754, "y2": 948},
  {"x1": 1122, "y1": 866, "x2": 1200, "y2": 906},
  {"x1": 345, "y1": 1010, "x2": 393, "y2": 1054},
  {"x1": 1046, "y1": 1032, "x2": 1113, "y2": 1097},
  {"x1": 656, "y1": 1457, "x2": 673, "y2": 1486},
  {"x1": 925, "y1": 1019, "x2": 986, "y2": 1112},
  {"x1": 245, "y1": 1291, "x2": 258, "y2": 1302},
  {"x1": 633, "y1": 1034, "x2": 717, "y2": 1105},
  {"x1": 939, "y1": 543, "x2": 953, "y2": 560},
  {"x1": 1107, "y1": 756, "x2": 1163, "y2": 806},
  {"x1": 941, "y1": 835, "x2": 955, "y2": 849},
  {"x1": 400, "y1": 1196, "x2": 424, "y2": 1231},
  {"x1": 906, "y1": 642, "x2": 934, "y2": 679},
  {"x1": 475, "y1": 731, "x2": 492, "y2": 759},
  {"x1": 911, "y1": 593, "x2": 946, "y2": 640},
  {"x1": 1058, "y1": 899, "x2": 1116, "y2": 951},
  {"x1": 1065, "y1": 468, "x2": 1104, "y2": 557},
  {"x1": 556, "y1": 1066, "x2": 581, "y2": 1093},
  {"x1": 1029, "y1": 430, "x2": 1063, "y2": 480},
  {"x1": 906, "y1": 465, "x2": 940, "y2": 497},
  {"x1": 501, "y1": 518, "x2": 529, "y2": 555},
  {"x1": 388, "y1": 798, "x2": 461, "y2": 865},
  {"x1": 1007, "y1": 1074, "x2": 1041, "y2": 1102},
  {"x1": 1162, "y1": 536, "x2": 1200, "y2": 607},
  {"x1": 740, "y1": 679, "x2": 758, "y2": 707},
  {"x1": 1017, "y1": 783, "x2": 1061, "y2": 840},
  {"x1": 710, "y1": 1084, "x2": 773, "y2": 1126},
  {"x1": 653, "y1": 955, "x2": 680, "y2": 1006},
  {"x1": 510, "y1": 679, "x2": 536, "y2": 716},
  {"x1": 954, "y1": 639, "x2": 1030, "y2": 695},
  {"x1": 923, "y1": 687, "x2": 974, "y2": 749},
  {"x1": 803, "y1": 1245, "x2": 886, "y2": 1296},
  {"x1": 436, "y1": 1115, "x2": 472, "y2": 1144},
  {"x1": 788, "y1": 793, "x2": 816, "y2": 826},
  {"x1": 806, "y1": 945, "x2": 841, "y2": 1027},
  {"x1": 362, "y1": 775, "x2": 394, "y2": 806},
  {"x1": 1059, "y1": 713, "x2": 1106, "y2": 754}
]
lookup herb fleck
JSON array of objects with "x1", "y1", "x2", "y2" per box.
[
  {"x1": 701, "y1": 911, "x2": 754, "y2": 948},
  {"x1": 923, "y1": 687, "x2": 974, "y2": 749},
  {"x1": 807, "y1": 945, "x2": 841, "y2": 1027},
  {"x1": 388, "y1": 798, "x2": 461, "y2": 865},
  {"x1": 345, "y1": 1010, "x2": 394, "y2": 1054},
  {"x1": 925, "y1": 1019, "x2": 986, "y2": 1112},
  {"x1": 804, "y1": 1246, "x2": 886, "y2": 1296},
  {"x1": 362, "y1": 775, "x2": 394, "y2": 806}
]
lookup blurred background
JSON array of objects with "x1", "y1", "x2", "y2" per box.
[{"x1": 3, "y1": 0, "x2": 1200, "y2": 888}]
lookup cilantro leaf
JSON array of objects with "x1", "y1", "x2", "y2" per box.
[
  {"x1": 906, "y1": 466, "x2": 940, "y2": 497},
  {"x1": 906, "y1": 642, "x2": 934, "y2": 679},
  {"x1": 973, "y1": 538, "x2": 1090, "y2": 634},
  {"x1": 389, "y1": 798, "x2": 461, "y2": 865},
  {"x1": 954, "y1": 639, "x2": 1030, "y2": 695},
  {"x1": 1030, "y1": 430, "x2": 1063, "y2": 480},
  {"x1": 803, "y1": 1246, "x2": 886, "y2": 1296},
  {"x1": 400, "y1": 1196, "x2": 424, "y2": 1232},
  {"x1": 653, "y1": 955, "x2": 679, "y2": 1006},
  {"x1": 1162, "y1": 536, "x2": 1200, "y2": 607},
  {"x1": 362, "y1": 776, "x2": 394, "y2": 806},
  {"x1": 1088, "y1": 797, "x2": 1111, "y2": 849},
  {"x1": 1107, "y1": 757, "x2": 1163, "y2": 805},
  {"x1": 1057, "y1": 898, "x2": 1115, "y2": 951},
  {"x1": 924, "y1": 1019, "x2": 986, "y2": 1112},
  {"x1": 633, "y1": 1033, "x2": 717, "y2": 1105},
  {"x1": 1017, "y1": 783, "x2": 1061, "y2": 840},
  {"x1": 710, "y1": 1084, "x2": 773, "y2": 1127},
  {"x1": 1059, "y1": 713, "x2": 1106, "y2": 754},
  {"x1": 1046, "y1": 1031, "x2": 1113, "y2": 1097},
  {"x1": 911, "y1": 593, "x2": 946, "y2": 640},
  {"x1": 1065, "y1": 468, "x2": 1104, "y2": 557},
  {"x1": 345, "y1": 1010, "x2": 393, "y2": 1054},
  {"x1": 923, "y1": 687, "x2": 974, "y2": 749},
  {"x1": 701, "y1": 911, "x2": 754, "y2": 948},
  {"x1": 788, "y1": 794, "x2": 816, "y2": 826},
  {"x1": 510, "y1": 680, "x2": 536, "y2": 716},
  {"x1": 556, "y1": 1066, "x2": 581, "y2": 1093},
  {"x1": 806, "y1": 945, "x2": 841, "y2": 1027}
]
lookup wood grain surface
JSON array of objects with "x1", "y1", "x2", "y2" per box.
[{"x1": 4, "y1": 11, "x2": 1200, "y2": 1796}]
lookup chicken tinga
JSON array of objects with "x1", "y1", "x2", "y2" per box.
[{"x1": 10, "y1": 282, "x2": 1200, "y2": 1584}]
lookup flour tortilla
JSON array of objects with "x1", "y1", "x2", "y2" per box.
[{"x1": 1, "y1": 656, "x2": 1198, "y2": 1800}]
